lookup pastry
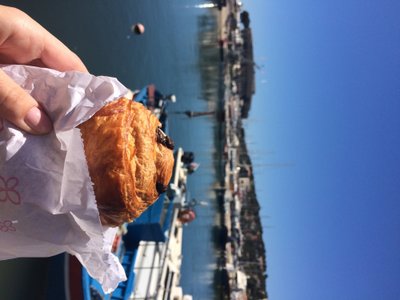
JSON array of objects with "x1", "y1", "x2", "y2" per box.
[{"x1": 79, "y1": 97, "x2": 175, "y2": 226}]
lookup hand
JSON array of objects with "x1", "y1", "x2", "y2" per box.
[{"x1": 0, "y1": 5, "x2": 88, "y2": 134}]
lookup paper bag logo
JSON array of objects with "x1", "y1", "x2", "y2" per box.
[
  {"x1": 0, "y1": 176, "x2": 21, "y2": 205},
  {"x1": 0, "y1": 220, "x2": 16, "y2": 232}
]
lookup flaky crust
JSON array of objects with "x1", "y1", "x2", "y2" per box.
[{"x1": 79, "y1": 98, "x2": 174, "y2": 226}]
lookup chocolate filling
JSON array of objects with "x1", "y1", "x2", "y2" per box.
[
  {"x1": 156, "y1": 127, "x2": 175, "y2": 150},
  {"x1": 156, "y1": 182, "x2": 168, "y2": 195}
]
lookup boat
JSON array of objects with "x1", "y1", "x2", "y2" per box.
[
  {"x1": 132, "y1": 84, "x2": 176, "y2": 131},
  {"x1": 45, "y1": 87, "x2": 193, "y2": 300},
  {"x1": 168, "y1": 148, "x2": 200, "y2": 225}
]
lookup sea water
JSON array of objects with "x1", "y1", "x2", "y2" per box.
[{"x1": 0, "y1": 0, "x2": 221, "y2": 299}]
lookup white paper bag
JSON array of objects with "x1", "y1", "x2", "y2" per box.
[{"x1": 0, "y1": 64, "x2": 131, "y2": 293}]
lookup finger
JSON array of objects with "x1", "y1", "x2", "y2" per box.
[
  {"x1": 41, "y1": 33, "x2": 88, "y2": 73},
  {"x1": 0, "y1": 6, "x2": 88, "y2": 73},
  {"x1": 16, "y1": 7, "x2": 88, "y2": 73},
  {"x1": 0, "y1": 69, "x2": 52, "y2": 134}
]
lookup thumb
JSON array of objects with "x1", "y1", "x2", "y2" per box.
[{"x1": 0, "y1": 69, "x2": 52, "y2": 134}]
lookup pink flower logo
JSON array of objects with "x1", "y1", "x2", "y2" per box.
[
  {"x1": 0, "y1": 176, "x2": 21, "y2": 205},
  {"x1": 0, "y1": 220, "x2": 16, "y2": 232}
]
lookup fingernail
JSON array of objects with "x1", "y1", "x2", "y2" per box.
[{"x1": 24, "y1": 107, "x2": 53, "y2": 134}]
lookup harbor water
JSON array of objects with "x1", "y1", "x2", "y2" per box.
[{"x1": 0, "y1": 1, "x2": 222, "y2": 299}]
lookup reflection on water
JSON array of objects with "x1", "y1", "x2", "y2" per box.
[{"x1": 198, "y1": 12, "x2": 221, "y2": 100}]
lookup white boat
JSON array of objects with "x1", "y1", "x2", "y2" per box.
[
  {"x1": 130, "y1": 210, "x2": 190, "y2": 300},
  {"x1": 127, "y1": 147, "x2": 194, "y2": 300}
]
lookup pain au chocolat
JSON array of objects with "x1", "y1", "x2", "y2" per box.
[{"x1": 79, "y1": 97, "x2": 175, "y2": 226}]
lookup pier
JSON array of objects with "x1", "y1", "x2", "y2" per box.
[{"x1": 215, "y1": 1, "x2": 268, "y2": 299}]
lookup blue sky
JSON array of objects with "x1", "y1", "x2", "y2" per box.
[{"x1": 243, "y1": 1, "x2": 400, "y2": 299}]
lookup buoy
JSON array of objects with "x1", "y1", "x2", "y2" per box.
[
  {"x1": 178, "y1": 209, "x2": 196, "y2": 224},
  {"x1": 132, "y1": 23, "x2": 145, "y2": 35}
]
